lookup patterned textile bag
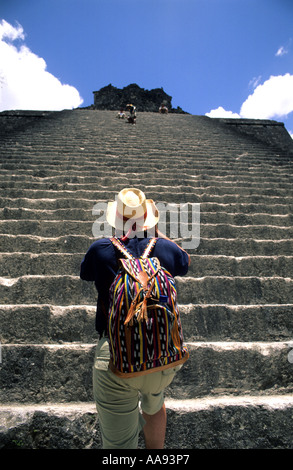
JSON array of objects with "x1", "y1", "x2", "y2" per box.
[{"x1": 107, "y1": 237, "x2": 189, "y2": 377}]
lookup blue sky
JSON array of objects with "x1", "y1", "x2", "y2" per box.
[{"x1": 1, "y1": 0, "x2": 293, "y2": 136}]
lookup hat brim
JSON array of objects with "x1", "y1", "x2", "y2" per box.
[{"x1": 106, "y1": 199, "x2": 159, "y2": 230}]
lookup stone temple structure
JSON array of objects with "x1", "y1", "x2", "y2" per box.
[
  {"x1": 0, "y1": 92, "x2": 293, "y2": 448},
  {"x1": 92, "y1": 83, "x2": 186, "y2": 113}
]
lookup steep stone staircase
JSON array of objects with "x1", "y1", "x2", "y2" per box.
[{"x1": 0, "y1": 109, "x2": 293, "y2": 449}]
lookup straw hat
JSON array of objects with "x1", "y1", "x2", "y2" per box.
[{"x1": 106, "y1": 188, "x2": 159, "y2": 231}]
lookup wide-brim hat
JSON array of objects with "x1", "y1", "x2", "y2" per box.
[{"x1": 106, "y1": 188, "x2": 159, "y2": 231}]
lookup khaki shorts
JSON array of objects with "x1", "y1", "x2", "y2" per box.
[{"x1": 92, "y1": 336, "x2": 180, "y2": 449}]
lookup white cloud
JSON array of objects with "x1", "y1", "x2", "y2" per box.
[
  {"x1": 275, "y1": 46, "x2": 288, "y2": 57},
  {"x1": 0, "y1": 20, "x2": 83, "y2": 111},
  {"x1": 205, "y1": 106, "x2": 240, "y2": 119},
  {"x1": 240, "y1": 74, "x2": 293, "y2": 119},
  {"x1": 206, "y1": 74, "x2": 293, "y2": 124},
  {"x1": 248, "y1": 75, "x2": 262, "y2": 89},
  {"x1": 0, "y1": 19, "x2": 25, "y2": 41}
]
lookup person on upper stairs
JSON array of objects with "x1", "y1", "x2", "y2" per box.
[
  {"x1": 116, "y1": 108, "x2": 126, "y2": 119},
  {"x1": 159, "y1": 103, "x2": 168, "y2": 114},
  {"x1": 125, "y1": 103, "x2": 136, "y2": 124},
  {"x1": 80, "y1": 187, "x2": 190, "y2": 449}
]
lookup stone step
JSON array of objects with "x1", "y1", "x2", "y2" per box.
[
  {"x1": 1, "y1": 396, "x2": 293, "y2": 449},
  {"x1": 177, "y1": 276, "x2": 293, "y2": 305},
  {"x1": 0, "y1": 234, "x2": 94, "y2": 253},
  {"x1": 180, "y1": 304, "x2": 293, "y2": 342},
  {"x1": 3, "y1": 140, "x2": 282, "y2": 155},
  {"x1": 0, "y1": 207, "x2": 292, "y2": 227},
  {"x1": 0, "y1": 175, "x2": 292, "y2": 193},
  {"x1": 3, "y1": 148, "x2": 290, "y2": 161},
  {"x1": 0, "y1": 125, "x2": 289, "y2": 150},
  {"x1": 1, "y1": 253, "x2": 293, "y2": 278},
  {"x1": 0, "y1": 197, "x2": 292, "y2": 215},
  {"x1": 1, "y1": 132, "x2": 290, "y2": 151},
  {"x1": 0, "y1": 403, "x2": 101, "y2": 449},
  {"x1": 0, "y1": 274, "x2": 292, "y2": 305},
  {"x1": 0, "y1": 342, "x2": 292, "y2": 403},
  {"x1": 0, "y1": 304, "x2": 292, "y2": 344},
  {"x1": 0, "y1": 152, "x2": 291, "y2": 164},
  {"x1": 1, "y1": 137, "x2": 290, "y2": 153},
  {"x1": 1, "y1": 165, "x2": 291, "y2": 183},
  {"x1": 1, "y1": 123, "x2": 291, "y2": 152},
  {"x1": 195, "y1": 238, "x2": 293, "y2": 256},
  {"x1": 0, "y1": 219, "x2": 291, "y2": 239},
  {"x1": 0, "y1": 275, "x2": 97, "y2": 305},
  {"x1": 188, "y1": 255, "x2": 293, "y2": 277},
  {"x1": 1, "y1": 234, "x2": 292, "y2": 256},
  {"x1": 165, "y1": 395, "x2": 293, "y2": 449},
  {"x1": 1, "y1": 181, "x2": 291, "y2": 199},
  {"x1": 0, "y1": 172, "x2": 292, "y2": 187},
  {"x1": 1, "y1": 188, "x2": 292, "y2": 205},
  {"x1": 0, "y1": 305, "x2": 97, "y2": 345}
]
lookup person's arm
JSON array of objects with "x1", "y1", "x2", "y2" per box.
[
  {"x1": 157, "y1": 229, "x2": 191, "y2": 266},
  {"x1": 80, "y1": 245, "x2": 97, "y2": 281}
]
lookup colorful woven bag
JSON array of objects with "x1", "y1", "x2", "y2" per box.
[{"x1": 107, "y1": 237, "x2": 189, "y2": 377}]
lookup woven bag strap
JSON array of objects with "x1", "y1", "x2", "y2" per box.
[
  {"x1": 141, "y1": 238, "x2": 157, "y2": 258},
  {"x1": 110, "y1": 237, "x2": 134, "y2": 260},
  {"x1": 111, "y1": 237, "x2": 157, "y2": 260}
]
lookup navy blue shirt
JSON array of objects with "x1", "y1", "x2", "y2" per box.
[{"x1": 80, "y1": 237, "x2": 189, "y2": 336}]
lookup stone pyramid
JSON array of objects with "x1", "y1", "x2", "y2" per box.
[{"x1": 0, "y1": 109, "x2": 293, "y2": 448}]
